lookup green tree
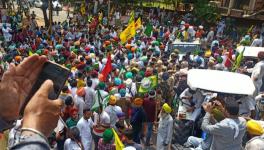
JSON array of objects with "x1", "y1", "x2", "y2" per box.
[{"x1": 193, "y1": 0, "x2": 220, "y2": 25}]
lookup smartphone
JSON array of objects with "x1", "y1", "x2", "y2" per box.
[{"x1": 20, "y1": 61, "x2": 70, "y2": 115}]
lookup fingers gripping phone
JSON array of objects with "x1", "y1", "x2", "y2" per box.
[{"x1": 20, "y1": 61, "x2": 70, "y2": 115}]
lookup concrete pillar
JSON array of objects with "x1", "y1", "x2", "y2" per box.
[{"x1": 227, "y1": 0, "x2": 235, "y2": 15}]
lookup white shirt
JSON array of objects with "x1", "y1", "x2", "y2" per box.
[
  {"x1": 126, "y1": 83, "x2": 137, "y2": 97},
  {"x1": 84, "y1": 86, "x2": 95, "y2": 109},
  {"x1": 77, "y1": 117, "x2": 94, "y2": 137},
  {"x1": 2, "y1": 27, "x2": 11, "y2": 37},
  {"x1": 251, "y1": 38, "x2": 263, "y2": 47},
  {"x1": 251, "y1": 61, "x2": 264, "y2": 92},
  {"x1": 238, "y1": 96, "x2": 256, "y2": 116},
  {"x1": 93, "y1": 111, "x2": 110, "y2": 126},
  {"x1": 64, "y1": 138, "x2": 82, "y2": 150},
  {"x1": 77, "y1": 117, "x2": 94, "y2": 150},
  {"x1": 74, "y1": 95, "x2": 85, "y2": 118},
  {"x1": 180, "y1": 88, "x2": 204, "y2": 109},
  {"x1": 104, "y1": 105, "x2": 121, "y2": 127},
  {"x1": 91, "y1": 78, "x2": 99, "y2": 89},
  {"x1": 71, "y1": 87, "x2": 77, "y2": 98}
]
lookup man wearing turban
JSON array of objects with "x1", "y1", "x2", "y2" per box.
[{"x1": 156, "y1": 103, "x2": 173, "y2": 150}]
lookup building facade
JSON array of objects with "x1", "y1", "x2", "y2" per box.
[{"x1": 211, "y1": 0, "x2": 264, "y2": 20}]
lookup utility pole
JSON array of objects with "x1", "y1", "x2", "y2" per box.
[{"x1": 48, "y1": 0, "x2": 53, "y2": 35}]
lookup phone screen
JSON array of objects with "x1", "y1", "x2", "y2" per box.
[{"x1": 20, "y1": 61, "x2": 70, "y2": 115}]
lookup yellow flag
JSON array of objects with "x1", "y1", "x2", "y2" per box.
[
  {"x1": 128, "y1": 10, "x2": 135, "y2": 24},
  {"x1": 29, "y1": 50, "x2": 33, "y2": 56},
  {"x1": 111, "y1": 128, "x2": 124, "y2": 150},
  {"x1": 135, "y1": 18, "x2": 142, "y2": 30},
  {"x1": 120, "y1": 21, "x2": 136, "y2": 44}
]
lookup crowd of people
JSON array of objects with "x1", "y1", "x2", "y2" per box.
[{"x1": 0, "y1": 3, "x2": 264, "y2": 150}]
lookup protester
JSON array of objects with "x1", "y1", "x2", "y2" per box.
[
  {"x1": 77, "y1": 108, "x2": 94, "y2": 150},
  {"x1": 64, "y1": 127, "x2": 83, "y2": 150},
  {"x1": 244, "y1": 120, "x2": 264, "y2": 149},
  {"x1": 104, "y1": 95, "x2": 121, "y2": 128},
  {"x1": 98, "y1": 129, "x2": 115, "y2": 150},
  {"x1": 84, "y1": 79, "x2": 96, "y2": 109},
  {"x1": 156, "y1": 103, "x2": 173, "y2": 150},
  {"x1": 142, "y1": 90, "x2": 157, "y2": 146},
  {"x1": 66, "y1": 107, "x2": 79, "y2": 128},
  {"x1": 75, "y1": 87, "x2": 86, "y2": 118},
  {"x1": 201, "y1": 97, "x2": 246, "y2": 150},
  {"x1": 248, "y1": 51, "x2": 264, "y2": 95},
  {"x1": 1, "y1": 3, "x2": 264, "y2": 150},
  {"x1": 130, "y1": 98, "x2": 146, "y2": 144},
  {"x1": 123, "y1": 129, "x2": 143, "y2": 150},
  {"x1": 92, "y1": 105, "x2": 110, "y2": 150}
]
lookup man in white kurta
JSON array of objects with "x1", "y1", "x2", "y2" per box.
[
  {"x1": 2, "y1": 24, "x2": 12, "y2": 42},
  {"x1": 74, "y1": 94, "x2": 85, "y2": 119},
  {"x1": 77, "y1": 108, "x2": 94, "y2": 150},
  {"x1": 104, "y1": 96, "x2": 122, "y2": 128},
  {"x1": 157, "y1": 103, "x2": 173, "y2": 150},
  {"x1": 84, "y1": 80, "x2": 95, "y2": 109},
  {"x1": 125, "y1": 79, "x2": 137, "y2": 97},
  {"x1": 180, "y1": 88, "x2": 204, "y2": 121},
  {"x1": 251, "y1": 54, "x2": 264, "y2": 95}
]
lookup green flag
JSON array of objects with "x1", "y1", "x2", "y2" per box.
[
  {"x1": 144, "y1": 23, "x2": 153, "y2": 37},
  {"x1": 91, "y1": 90, "x2": 110, "y2": 111},
  {"x1": 232, "y1": 47, "x2": 245, "y2": 72},
  {"x1": 138, "y1": 75, "x2": 158, "y2": 94},
  {"x1": 128, "y1": 10, "x2": 134, "y2": 24}
]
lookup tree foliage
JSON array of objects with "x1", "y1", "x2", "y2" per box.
[{"x1": 193, "y1": 0, "x2": 220, "y2": 25}]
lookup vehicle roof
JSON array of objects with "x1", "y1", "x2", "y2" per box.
[
  {"x1": 173, "y1": 39, "x2": 201, "y2": 45},
  {"x1": 187, "y1": 69, "x2": 255, "y2": 95},
  {"x1": 236, "y1": 46, "x2": 264, "y2": 57}
]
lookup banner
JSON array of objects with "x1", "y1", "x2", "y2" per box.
[{"x1": 120, "y1": 21, "x2": 136, "y2": 44}]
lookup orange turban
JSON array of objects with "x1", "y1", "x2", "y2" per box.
[
  {"x1": 77, "y1": 87, "x2": 85, "y2": 97},
  {"x1": 133, "y1": 98, "x2": 143, "y2": 107}
]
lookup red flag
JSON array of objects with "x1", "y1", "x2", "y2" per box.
[
  {"x1": 224, "y1": 48, "x2": 233, "y2": 68},
  {"x1": 101, "y1": 54, "x2": 112, "y2": 81}
]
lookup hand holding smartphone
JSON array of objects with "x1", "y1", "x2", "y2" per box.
[{"x1": 20, "y1": 61, "x2": 70, "y2": 115}]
